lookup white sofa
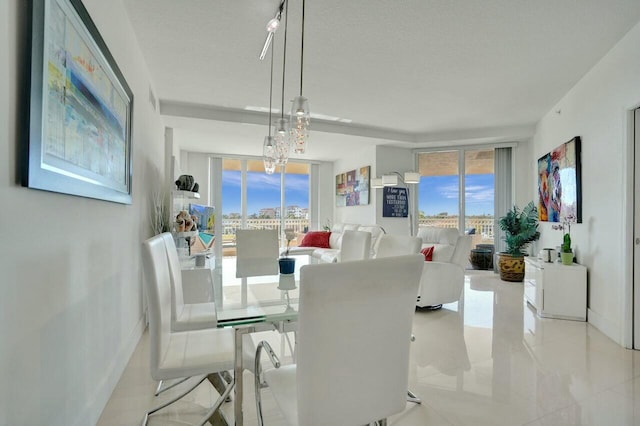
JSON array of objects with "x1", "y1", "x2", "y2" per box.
[
  {"x1": 415, "y1": 226, "x2": 460, "y2": 262},
  {"x1": 286, "y1": 223, "x2": 385, "y2": 263}
]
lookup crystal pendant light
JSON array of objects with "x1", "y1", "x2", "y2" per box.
[
  {"x1": 263, "y1": 136, "x2": 276, "y2": 174},
  {"x1": 274, "y1": 118, "x2": 290, "y2": 166},
  {"x1": 263, "y1": 21, "x2": 277, "y2": 175},
  {"x1": 274, "y1": 0, "x2": 290, "y2": 167},
  {"x1": 290, "y1": 0, "x2": 309, "y2": 154}
]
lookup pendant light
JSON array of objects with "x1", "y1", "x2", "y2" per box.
[
  {"x1": 290, "y1": 0, "x2": 310, "y2": 154},
  {"x1": 263, "y1": 27, "x2": 277, "y2": 175},
  {"x1": 274, "y1": 0, "x2": 290, "y2": 167}
]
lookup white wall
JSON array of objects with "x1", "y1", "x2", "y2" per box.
[
  {"x1": 0, "y1": 1, "x2": 165, "y2": 424},
  {"x1": 181, "y1": 152, "x2": 211, "y2": 205},
  {"x1": 533, "y1": 21, "x2": 640, "y2": 345},
  {"x1": 317, "y1": 162, "x2": 334, "y2": 230},
  {"x1": 333, "y1": 144, "x2": 377, "y2": 226}
]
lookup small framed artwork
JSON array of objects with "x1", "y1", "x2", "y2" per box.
[
  {"x1": 537, "y1": 136, "x2": 582, "y2": 222},
  {"x1": 382, "y1": 187, "x2": 408, "y2": 217},
  {"x1": 23, "y1": 0, "x2": 134, "y2": 204},
  {"x1": 335, "y1": 166, "x2": 370, "y2": 207}
]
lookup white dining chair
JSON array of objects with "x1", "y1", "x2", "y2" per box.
[
  {"x1": 254, "y1": 254, "x2": 424, "y2": 426},
  {"x1": 235, "y1": 229, "x2": 279, "y2": 278},
  {"x1": 142, "y1": 234, "x2": 256, "y2": 426},
  {"x1": 372, "y1": 233, "x2": 425, "y2": 404},
  {"x1": 160, "y1": 233, "x2": 218, "y2": 332},
  {"x1": 339, "y1": 229, "x2": 371, "y2": 262}
]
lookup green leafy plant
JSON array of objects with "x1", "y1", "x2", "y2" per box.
[
  {"x1": 552, "y1": 217, "x2": 574, "y2": 253},
  {"x1": 498, "y1": 201, "x2": 540, "y2": 256}
]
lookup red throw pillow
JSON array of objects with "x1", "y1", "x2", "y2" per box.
[
  {"x1": 421, "y1": 246, "x2": 435, "y2": 261},
  {"x1": 299, "y1": 231, "x2": 331, "y2": 248}
]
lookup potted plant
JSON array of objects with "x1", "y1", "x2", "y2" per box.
[
  {"x1": 560, "y1": 233, "x2": 573, "y2": 265},
  {"x1": 497, "y1": 201, "x2": 540, "y2": 282},
  {"x1": 279, "y1": 229, "x2": 296, "y2": 275}
]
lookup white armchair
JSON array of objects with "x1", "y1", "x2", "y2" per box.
[{"x1": 416, "y1": 235, "x2": 472, "y2": 309}]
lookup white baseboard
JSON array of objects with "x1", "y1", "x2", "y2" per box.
[{"x1": 587, "y1": 308, "x2": 623, "y2": 346}]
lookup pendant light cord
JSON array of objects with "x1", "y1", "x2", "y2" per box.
[
  {"x1": 268, "y1": 31, "x2": 275, "y2": 137},
  {"x1": 281, "y1": 0, "x2": 289, "y2": 117},
  {"x1": 299, "y1": 0, "x2": 305, "y2": 96}
]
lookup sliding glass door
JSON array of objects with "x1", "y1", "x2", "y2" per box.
[
  {"x1": 464, "y1": 149, "x2": 495, "y2": 245},
  {"x1": 417, "y1": 148, "x2": 495, "y2": 247},
  {"x1": 220, "y1": 158, "x2": 310, "y2": 257}
]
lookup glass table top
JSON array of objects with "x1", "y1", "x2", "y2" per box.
[{"x1": 206, "y1": 254, "x2": 307, "y2": 327}]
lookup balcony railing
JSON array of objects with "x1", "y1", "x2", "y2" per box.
[{"x1": 219, "y1": 216, "x2": 494, "y2": 254}]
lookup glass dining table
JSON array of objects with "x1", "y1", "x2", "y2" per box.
[{"x1": 205, "y1": 255, "x2": 304, "y2": 425}]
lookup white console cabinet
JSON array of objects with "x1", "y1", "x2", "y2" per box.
[{"x1": 524, "y1": 258, "x2": 587, "y2": 321}]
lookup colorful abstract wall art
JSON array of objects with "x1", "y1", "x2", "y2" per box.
[
  {"x1": 537, "y1": 137, "x2": 582, "y2": 223},
  {"x1": 24, "y1": 0, "x2": 133, "y2": 203},
  {"x1": 336, "y1": 166, "x2": 370, "y2": 207}
]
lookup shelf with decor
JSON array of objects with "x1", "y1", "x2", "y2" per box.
[{"x1": 171, "y1": 190, "x2": 200, "y2": 259}]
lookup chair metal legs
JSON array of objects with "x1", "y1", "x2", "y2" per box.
[
  {"x1": 407, "y1": 389, "x2": 422, "y2": 404},
  {"x1": 255, "y1": 341, "x2": 281, "y2": 426},
  {"x1": 154, "y1": 377, "x2": 190, "y2": 396},
  {"x1": 142, "y1": 373, "x2": 233, "y2": 426}
]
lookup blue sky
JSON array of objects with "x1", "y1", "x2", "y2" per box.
[
  {"x1": 222, "y1": 171, "x2": 494, "y2": 216},
  {"x1": 418, "y1": 174, "x2": 494, "y2": 216},
  {"x1": 222, "y1": 170, "x2": 309, "y2": 214}
]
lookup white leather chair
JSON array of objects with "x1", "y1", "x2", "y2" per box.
[
  {"x1": 339, "y1": 229, "x2": 372, "y2": 262},
  {"x1": 375, "y1": 234, "x2": 422, "y2": 258},
  {"x1": 236, "y1": 229, "x2": 279, "y2": 277},
  {"x1": 416, "y1": 235, "x2": 472, "y2": 309},
  {"x1": 160, "y1": 233, "x2": 218, "y2": 332},
  {"x1": 372, "y1": 233, "x2": 423, "y2": 404},
  {"x1": 142, "y1": 234, "x2": 251, "y2": 425},
  {"x1": 254, "y1": 255, "x2": 424, "y2": 426}
]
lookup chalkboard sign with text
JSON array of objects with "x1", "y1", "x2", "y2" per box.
[{"x1": 383, "y1": 187, "x2": 408, "y2": 217}]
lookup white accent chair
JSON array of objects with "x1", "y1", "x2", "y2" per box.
[
  {"x1": 236, "y1": 229, "x2": 279, "y2": 278},
  {"x1": 416, "y1": 235, "x2": 472, "y2": 309},
  {"x1": 375, "y1": 234, "x2": 422, "y2": 258},
  {"x1": 141, "y1": 234, "x2": 239, "y2": 425},
  {"x1": 339, "y1": 230, "x2": 372, "y2": 262},
  {"x1": 254, "y1": 255, "x2": 424, "y2": 426},
  {"x1": 416, "y1": 226, "x2": 460, "y2": 261}
]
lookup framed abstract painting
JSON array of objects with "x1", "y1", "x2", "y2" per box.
[
  {"x1": 537, "y1": 136, "x2": 582, "y2": 223},
  {"x1": 24, "y1": 0, "x2": 134, "y2": 204},
  {"x1": 335, "y1": 166, "x2": 370, "y2": 207}
]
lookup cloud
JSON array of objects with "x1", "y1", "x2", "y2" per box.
[{"x1": 465, "y1": 185, "x2": 494, "y2": 203}]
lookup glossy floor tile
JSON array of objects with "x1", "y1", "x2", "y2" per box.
[{"x1": 97, "y1": 271, "x2": 640, "y2": 425}]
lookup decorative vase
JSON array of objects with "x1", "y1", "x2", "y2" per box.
[
  {"x1": 497, "y1": 253, "x2": 525, "y2": 282},
  {"x1": 561, "y1": 251, "x2": 573, "y2": 265},
  {"x1": 278, "y1": 257, "x2": 296, "y2": 275}
]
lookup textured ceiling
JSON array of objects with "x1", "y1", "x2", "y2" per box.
[{"x1": 123, "y1": 0, "x2": 640, "y2": 160}]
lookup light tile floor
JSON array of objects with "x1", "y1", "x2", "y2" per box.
[{"x1": 97, "y1": 270, "x2": 640, "y2": 425}]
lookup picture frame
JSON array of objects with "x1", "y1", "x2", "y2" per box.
[
  {"x1": 382, "y1": 187, "x2": 408, "y2": 217},
  {"x1": 335, "y1": 166, "x2": 370, "y2": 207},
  {"x1": 537, "y1": 136, "x2": 582, "y2": 223},
  {"x1": 23, "y1": 0, "x2": 134, "y2": 204}
]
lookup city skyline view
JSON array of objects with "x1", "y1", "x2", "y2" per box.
[{"x1": 221, "y1": 170, "x2": 494, "y2": 217}]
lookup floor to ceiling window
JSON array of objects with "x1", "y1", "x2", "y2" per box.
[
  {"x1": 220, "y1": 158, "x2": 311, "y2": 257},
  {"x1": 417, "y1": 148, "x2": 495, "y2": 247}
]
